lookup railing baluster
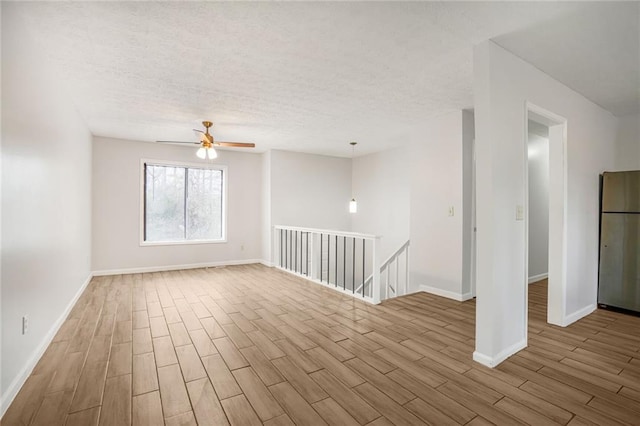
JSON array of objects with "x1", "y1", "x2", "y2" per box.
[
  {"x1": 328, "y1": 233, "x2": 331, "y2": 284},
  {"x1": 395, "y1": 257, "x2": 399, "y2": 296},
  {"x1": 289, "y1": 229, "x2": 292, "y2": 271},
  {"x1": 285, "y1": 230, "x2": 288, "y2": 270},
  {"x1": 335, "y1": 235, "x2": 338, "y2": 288},
  {"x1": 282, "y1": 229, "x2": 289, "y2": 269},
  {"x1": 352, "y1": 237, "x2": 355, "y2": 293},
  {"x1": 299, "y1": 232, "x2": 301, "y2": 274},
  {"x1": 280, "y1": 229, "x2": 284, "y2": 267},
  {"x1": 299, "y1": 231, "x2": 301, "y2": 274},
  {"x1": 320, "y1": 233, "x2": 323, "y2": 282},
  {"x1": 344, "y1": 237, "x2": 348, "y2": 290},
  {"x1": 387, "y1": 265, "x2": 391, "y2": 297},
  {"x1": 362, "y1": 238, "x2": 365, "y2": 297}
]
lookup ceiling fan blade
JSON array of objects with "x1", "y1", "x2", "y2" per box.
[
  {"x1": 216, "y1": 141, "x2": 256, "y2": 148},
  {"x1": 156, "y1": 140, "x2": 200, "y2": 144}
]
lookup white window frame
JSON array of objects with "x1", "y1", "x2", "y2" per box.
[{"x1": 139, "y1": 158, "x2": 228, "y2": 246}]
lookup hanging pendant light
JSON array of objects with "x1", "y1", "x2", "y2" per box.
[
  {"x1": 349, "y1": 142, "x2": 358, "y2": 214},
  {"x1": 349, "y1": 198, "x2": 358, "y2": 213}
]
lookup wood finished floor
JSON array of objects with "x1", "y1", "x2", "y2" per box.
[{"x1": 3, "y1": 265, "x2": 640, "y2": 425}]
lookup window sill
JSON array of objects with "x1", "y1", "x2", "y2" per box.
[{"x1": 140, "y1": 239, "x2": 227, "y2": 247}]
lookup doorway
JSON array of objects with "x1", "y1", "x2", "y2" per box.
[
  {"x1": 527, "y1": 120, "x2": 550, "y2": 323},
  {"x1": 525, "y1": 103, "x2": 567, "y2": 329},
  {"x1": 527, "y1": 121, "x2": 550, "y2": 284}
]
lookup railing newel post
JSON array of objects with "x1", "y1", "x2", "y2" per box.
[
  {"x1": 395, "y1": 257, "x2": 399, "y2": 296},
  {"x1": 371, "y1": 236, "x2": 381, "y2": 304},
  {"x1": 405, "y1": 245, "x2": 410, "y2": 295}
]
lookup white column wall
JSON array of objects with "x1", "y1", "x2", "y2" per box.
[
  {"x1": 473, "y1": 41, "x2": 618, "y2": 366},
  {"x1": 1, "y1": 5, "x2": 93, "y2": 411},
  {"x1": 462, "y1": 110, "x2": 476, "y2": 297}
]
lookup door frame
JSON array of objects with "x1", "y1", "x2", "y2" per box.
[
  {"x1": 525, "y1": 102, "x2": 568, "y2": 332},
  {"x1": 470, "y1": 137, "x2": 477, "y2": 298}
]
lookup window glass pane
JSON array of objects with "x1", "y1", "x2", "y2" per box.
[
  {"x1": 186, "y1": 168, "x2": 223, "y2": 240},
  {"x1": 145, "y1": 165, "x2": 185, "y2": 241}
]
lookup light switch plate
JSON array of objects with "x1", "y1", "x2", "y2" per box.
[
  {"x1": 448, "y1": 206, "x2": 455, "y2": 217},
  {"x1": 22, "y1": 315, "x2": 29, "y2": 335},
  {"x1": 516, "y1": 205, "x2": 524, "y2": 221}
]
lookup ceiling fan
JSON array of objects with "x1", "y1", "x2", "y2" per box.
[{"x1": 156, "y1": 121, "x2": 255, "y2": 159}]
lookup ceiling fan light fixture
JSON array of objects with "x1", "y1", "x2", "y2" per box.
[
  {"x1": 157, "y1": 120, "x2": 256, "y2": 155},
  {"x1": 207, "y1": 147, "x2": 218, "y2": 160}
]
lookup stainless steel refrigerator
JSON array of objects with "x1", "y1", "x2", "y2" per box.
[{"x1": 598, "y1": 171, "x2": 640, "y2": 313}]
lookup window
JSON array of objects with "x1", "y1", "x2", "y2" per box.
[{"x1": 141, "y1": 160, "x2": 226, "y2": 245}]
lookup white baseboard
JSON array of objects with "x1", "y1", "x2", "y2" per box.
[
  {"x1": 260, "y1": 260, "x2": 274, "y2": 268},
  {"x1": 274, "y1": 266, "x2": 379, "y2": 305},
  {"x1": 472, "y1": 351, "x2": 493, "y2": 367},
  {"x1": 1, "y1": 272, "x2": 93, "y2": 417},
  {"x1": 92, "y1": 259, "x2": 264, "y2": 276},
  {"x1": 459, "y1": 291, "x2": 474, "y2": 301},
  {"x1": 473, "y1": 338, "x2": 527, "y2": 368},
  {"x1": 562, "y1": 303, "x2": 596, "y2": 327},
  {"x1": 419, "y1": 285, "x2": 473, "y2": 302},
  {"x1": 528, "y1": 273, "x2": 548, "y2": 284}
]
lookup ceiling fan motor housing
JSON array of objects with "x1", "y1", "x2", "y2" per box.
[{"x1": 201, "y1": 121, "x2": 214, "y2": 147}]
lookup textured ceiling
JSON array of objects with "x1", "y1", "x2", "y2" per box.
[
  {"x1": 494, "y1": 1, "x2": 640, "y2": 118},
  {"x1": 7, "y1": 2, "x2": 630, "y2": 157}
]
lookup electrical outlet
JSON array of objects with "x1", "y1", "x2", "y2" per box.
[
  {"x1": 516, "y1": 205, "x2": 525, "y2": 221},
  {"x1": 240, "y1": 244, "x2": 245, "y2": 251},
  {"x1": 22, "y1": 315, "x2": 29, "y2": 335},
  {"x1": 448, "y1": 206, "x2": 455, "y2": 217}
]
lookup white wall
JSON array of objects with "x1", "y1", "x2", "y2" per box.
[
  {"x1": 1, "y1": 2, "x2": 4, "y2": 409},
  {"x1": 473, "y1": 41, "x2": 618, "y2": 367},
  {"x1": 269, "y1": 149, "x2": 352, "y2": 232},
  {"x1": 1, "y1": 4, "x2": 92, "y2": 411},
  {"x1": 614, "y1": 113, "x2": 640, "y2": 171},
  {"x1": 261, "y1": 151, "x2": 272, "y2": 264},
  {"x1": 92, "y1": 137, "x2": 263, "y2": 272},
  {"x1": 409, "y1": 111, "x2": 470, "y2": 298},
  {"x1": 461, "y1": 110, "x2": 475, "y2": 297},
  {"x1": 351, "y1": 147, "x2": 410, "y2": 261},
  {"x1": 527, "y1": 129, "x2": 550, "y2": 281}
]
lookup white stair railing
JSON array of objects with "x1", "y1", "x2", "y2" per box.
[
  {"x1": 360, "y1": 240, "x2": 410, "y2": 300},
  {"x1": 273, "y1": 225, "x2": 382, "y2": 304}
]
